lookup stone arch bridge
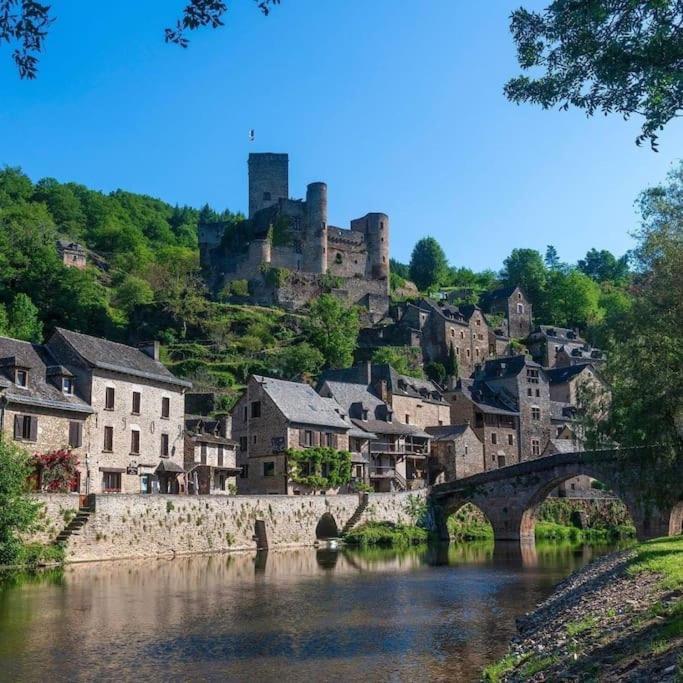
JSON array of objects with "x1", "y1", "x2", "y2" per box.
[{"x1": 429, "y1": 448, "x2": 683, "y2": 543}]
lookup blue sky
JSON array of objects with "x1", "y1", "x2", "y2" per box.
[{"x1": 1, "y1": 0, "x2": 681, "y2": 271}]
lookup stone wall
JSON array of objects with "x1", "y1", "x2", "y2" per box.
[
  {"x1": 28, "y1": 493, "x2": 81, "y2": 545},
  {"x1": 31, "y1": 490, "x2": 426, "y2": 563}
]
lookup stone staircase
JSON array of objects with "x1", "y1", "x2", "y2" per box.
[
  {"x1": 54, "y1": 505, "x2": 94, "y2": 545},
  {"x1": 341, "y1": 494, "x2": 369, "y2": 535}
]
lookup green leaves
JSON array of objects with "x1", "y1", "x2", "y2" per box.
[
  {"x1": 304, "y1": 294, "x2": 360, "y2": 369},
  {"x1": 286, "y1": 447, "x2": 353, "y2": 490},
  {"x1": 506, "y1": 0, "x2": 683, "y2": 148},
  {"x1": 409, "y1": 237, "x2": 448, "y2": 292}
]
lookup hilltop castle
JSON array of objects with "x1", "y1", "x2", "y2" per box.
[{"x1": 199, "y1": 153, "x2": 391, "y2": 319}]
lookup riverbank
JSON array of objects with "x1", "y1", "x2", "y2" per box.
[{"x1": 483, "y1": 536, "x2": 683, "y2": 681}]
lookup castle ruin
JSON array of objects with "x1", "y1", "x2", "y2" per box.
[{"x1": 199, "y1": 153, "x2": 391, "y2": 319}]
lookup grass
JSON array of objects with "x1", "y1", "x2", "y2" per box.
[
  {"x1": 481, "y1": 653, "x2": 524, "y2": 682},
  {"x1": 343, "y1": 521, "x2": 428, "y2": 548},
  {"x1": 566, "y1": 615, "x2": 599, "y2": 637},
  {"x1": 627, "y1": 535, "x2": 683, "y2": 589}
]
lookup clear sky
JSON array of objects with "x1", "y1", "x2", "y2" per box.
[{"x1": 1, "y1": 0, "x2": 681, "y2": 271}]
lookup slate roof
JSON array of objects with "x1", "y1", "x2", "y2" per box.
[
  {"x1": 479, "y1": 285, "x2": 524, "y2": 308},
  {"x1": 56, "y1": 239, "x2": 86, "y2": 253},
  {"x1": 0, "y1": 336, "x2": 93, "y2": 414},
  {"x1": 252, "y1": 375, "x2": 350, "y2": 430},
  {"x1": 52, "y1": 328, "x2": 191, "y2": 388},
  {"x1": 550, "y1": 401, "x2": 576, "y2": 421},
  {"x1": 545, "y1": 438, "x2": 582, "y2": 454},
  {"x1": 319, "y1": 363, "x2": 447, "y2": 405},
  {"x1": 425, "y1": 424, "x2": 471, "y2": 441},
  {"x1": 320, "y1": 380, "x2": 426, "y2": 438},
  {"x1": 479, "y1": 355, "x2": 541, "y2": 381},
  {"x1": 545, "y1": 363, "x2": 595, "y2": 384},
  {"x1": 458, "y1": 378, "x2": 519, "y2": 416},
  {"x1": 532, "y1": 325, "x2": 584, "y2": 342}
]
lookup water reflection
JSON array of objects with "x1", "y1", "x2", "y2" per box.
[{"x1": 0, "y1": 542, "x2": 622, "y2": 683}]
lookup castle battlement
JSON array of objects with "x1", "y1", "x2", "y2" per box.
[{"x1": 199, "y1": 153, "x2": 391, "y2": 320}]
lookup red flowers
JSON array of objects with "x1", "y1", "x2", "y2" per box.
[{"x1": 31, "y1": 449, "x2": 80, "y2": 493}]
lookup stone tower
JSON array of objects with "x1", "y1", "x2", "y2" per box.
[
  {"x1": 248, "y1": 153, "x2": 289, "y2": 218},
  {"x1": 303, "y1": 182, "x2": 328, "y2": 274},
  {"x1": 351, "y1": 212, "x2": 390, "y2": 289}
]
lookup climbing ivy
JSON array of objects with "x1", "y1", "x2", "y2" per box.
[{"x1": 286, "y1": 447, "x2": 352, "y2": 490}]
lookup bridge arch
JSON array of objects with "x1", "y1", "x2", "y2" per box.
[{"x1": 315, "y1": 512, "x2": 339, "y2": 540}]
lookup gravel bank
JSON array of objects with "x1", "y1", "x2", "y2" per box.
[{"x1": 487, "y1": 547, "x2": 682, "y2": 681}]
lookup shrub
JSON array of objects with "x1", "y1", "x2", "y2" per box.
[{"x1": 344, "y1": 521, "x2": 428, "y2": 548}]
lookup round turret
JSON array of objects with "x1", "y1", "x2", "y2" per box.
[
  {"x1": 304, "y1": 182, "x2": 328, "y2": 274},
  {"x1": 364, "y1": 212, "x2": 390, "y2": 282}
]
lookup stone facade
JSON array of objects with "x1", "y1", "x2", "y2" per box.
[
  {"x1": 427, "y1": 425, "x2": 485, "y2": 483},
  {"x1": 200, "y1": 153, "x2": 390, "y2": 319},
  {"x1": 527, "y1": 326, "x2": 605, "y2": 368},
  {"x1": 32, "y1": 490, "x2": 426, "y2": 562},
  {"x1": 232, "y1": 375, "x2": 353, "y2": 495},
  {"x1": 480, "y1": 286, "x2": 533, "y2": 339},
  {"x1": 56, "y1": 239, "x2": 87, "y2": 269}
]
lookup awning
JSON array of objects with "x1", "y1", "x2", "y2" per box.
[{"x1": 155, "y1": 460, "x2": 184, "y2": 474}]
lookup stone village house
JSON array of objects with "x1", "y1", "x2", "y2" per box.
[
  {"x1": 1, "y1": 328, "x2": 191, "y2": 495},
  {"x1": 319, "y1": 379, "x2": 431, "y2": 492},
  {"x1": 184, "y1": 417, "x2": 240, "y2": 495},
  {"x1": 231, "y1": 375, "x2": 366, "y2": 495},
  {"x1": 425, "y1": 424, "x2": 484, "y2": 484}
]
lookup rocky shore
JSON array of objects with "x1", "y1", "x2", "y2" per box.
[{"x1": 484, "y1": 538, "x2": 683, "y2": 681}]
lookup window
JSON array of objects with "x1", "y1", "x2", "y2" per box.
[
  {"x1": 240, "y1": 464, "x2": 249, "y2": 479},
  {"x1": 130, "y1": 429, "x2": 140, "y2": 454},
  {"x1": 263, "y1": 461, "x2": 275, "y2": 477},
  {"x1": 450, "y1": 328, "x2": 455, "y2": 337},
  {"x1": 217, "y1": 445, "x2": 224, "y2": 467},
  {"x1": 517, "y1": 303, "x2": 524, "y2": 314},
  {"x1": 14, "y1": 415, "x2": 37, "y2": 442},
  {"x1": 132, "y1": 391, "x2": 141, "y2": 415},
  {"x1": 438, "y1": 420, "x2": 443, "y2": 426},
  {"x1": 15, "y1": 369, "x2": 28, "y2": 387},
  {"x1": 508, "y1": 434, "x2": 514, "y2": 446},
  {"x1": 460, "y1": 331, "x2": 465, "y2": 339},
  {"x1": 263, "y1": 191, "x2": 271, "y2": 201},
  {"x1": 243, "y1": 406, "x2": 248, "y2": 422},
  {"x1": 535, "y1": 388, "x2": 540, "y2": 398},
  {"x1": 335, "y1": 252, "x2": 343, "y2": 264},
  {"x1": 239, "y1": 436, "x2": 248, "y2": 451},
  {"x1": 161, "y1": 396, "x2": 170, "y2": 419},
  {"x1": 200, "y1": 442, "x2": 207, "y2": 464},
  {"x1": 160, "y1": 433, "x2": 169, "y2": 457},
  {"x1": 531, "y1": 439, "x2": 541, "y2": 456},
  {"x1": 63, "y1": 377, "x2": 74, "y2": 395},
  {"x1": 105, "y1": 387, "x2": 115, "y2": 410},
  {"x1": 326, "y1": 433, "x2": 335, "y2": 447},
  {"x1": 475, "y1": 319, "x2": 481, "y2": 326},
  {"x1": 527, "y1": 388, "x2": 532, "y2": 397},
  {"x1": 304, "y1": 430, "x2": 313, "y2": 446},
  {"x1": 526, "y1": 369, "x2": 539, "y2": 384},
  {"x1": 491, "y1": 432, "x2": 497, "y2": 445},
  {"x1": 405, "y1": 414, "x2": 410, "y2": 424},
  {"x1": 68, "y1": 421, "x2": 83, "y2": 448},
  {"x1": 252, "y1": 434, "x2": 257, "y2": 444},
  {"x1": 464, "y1": 444, "x2": 469, "y2": 455},
  {"x1": 475, "y1": 348, "x2": 480, "y2": 358},
  {"x1": 251, "y1": 401, "x2": 261, "y2": 418},
  {"x1": 103, "y1": 426, "x2": 114, "y2": 452},
  {"x1": 456, "y1": 346, "x2": 460, "y2": 355},
  {"x1": 466, "y1": 349, "x2": 471, "y2": 358},
  {"x1": 362, "y1": 409, "x2": 369, "y2": 421},
  {"x1": 103, "y1": 471, "x2": 121, "y2": 492},
  {"x1": 497, "y1": 455, "x2": 506, "y2": 467},
  {"x1": 531, "y1": 407, "x2": 541, "y2": 421}
]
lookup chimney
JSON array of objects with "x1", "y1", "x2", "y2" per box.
[
  {"x1": 364, "y1": 360, "x2": 372, "y2": 384},
  {"x1": 138, "y1": 341, "x2": 160, "y2": 361}
]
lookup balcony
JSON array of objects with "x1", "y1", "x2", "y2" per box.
[{"x1": 370, "y1": 440, "x2": 429, "y2": 457}]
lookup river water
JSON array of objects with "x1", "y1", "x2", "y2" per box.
[{"x1": 0, "y1": 542, "x2": 620, "y2": 682}]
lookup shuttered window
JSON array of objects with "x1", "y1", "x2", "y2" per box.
[
  {"x1": 105, "y1": 387, "x2": 115, "y2": 410},
  {"x1": 103, "y1": 426, "x2": 114, "y2": 452},
  {"x1": 131, "y1": 429, "x2": 140, "y2": 454},
  {"x1": 132, "y1": 392, "x2": 141, "y2": 415},
  {"x1": 217, "y1": 445, "x2": 224, "y2": 467},
  {"x1": 14, "y1": 415, "x2": 37, "y2": 442},
  {"x1": 161, "y1": 433, "x2": 169, "y2": 457},
  {"x1": 68, "y1": 421, "x2": 83, "y2": 448},
  {"x1": 161, "y1": 397, "x2": 170, "y2": 419}
]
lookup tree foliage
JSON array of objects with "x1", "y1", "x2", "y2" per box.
[
  {"x1": 371, "y1": 346, "x2": 425, "y2": 378},
  {"x1": 599, "y1": 162, "x2": 683, "y2": 465},
  {"x1": 32, "y1": 449, "x2": 79, "y2": 493},
  {"x1": 304, "y1": 295, "x2": 360, "y2": 369},
  {"x1": 505, "y1": 0, "x2": 683, "y2": 149},
  {"x1": 578, "y1": 247, "x2": 630, "y2": 282},
  {"x1": 1, "y1": 0, "x2": 280, "y2": 79},
  {"x1": 0, "y1": 437, "x2": 41, "y2": 565},
  {"x1": 501, "y1": 248, "x2": 548, "y2": 306},
  {"x1": 409, "y1": 237, "x2": 448, "y2": 292},
  {"x1": 286, "y1": 447, "x2": 352, "y2": 491}
]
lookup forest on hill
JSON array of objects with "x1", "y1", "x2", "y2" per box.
[{"x1": 0, "y1": 164, "x2": 670, "y2": 416}]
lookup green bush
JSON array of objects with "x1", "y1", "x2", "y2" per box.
[{"x1": 344, "y1": 522, "x2": 428, "y2": 548}]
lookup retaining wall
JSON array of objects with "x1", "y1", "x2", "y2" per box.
[{"x1": 31, "y1": 491, "x2": 425, "y2": 563}]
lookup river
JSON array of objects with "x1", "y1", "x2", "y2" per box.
[{"x1": 0, "y1": 541, "x2": 623, "y2": 682}]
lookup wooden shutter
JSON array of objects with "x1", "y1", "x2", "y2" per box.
[
  {"x1": 299, "y1": 429, "x2": 306, "y2": 446},
  {"x1": 69, "y1": 421, "x2": 82, "y2": 448},
  {"x1": 29, "y1": 417, "x2": 38, "y2": 442},
  {"x1": 13, "y1": 416, "x2": 21, "y2": 440}
]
